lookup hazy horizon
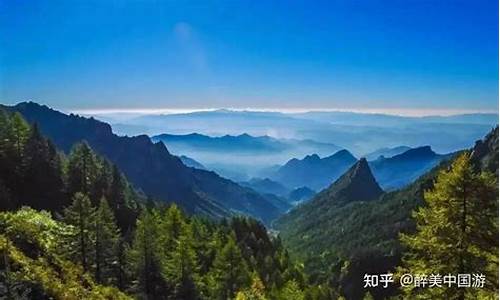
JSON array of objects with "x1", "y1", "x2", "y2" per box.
[{"x1": 71, "y1": 106, "x2": 498, "y2": 118}]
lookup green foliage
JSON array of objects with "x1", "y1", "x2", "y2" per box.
[
  {"x1": 398, "y1": 153, "x2": 498, "y2": 299},
  {"x1": 0, "y1": 112, "x2": 31, "y2": 210},
  {"x1": 64, "y1": 192, "x2": 96, "y2": 272},
  {"x1": 275, "y1": 154, "x2": 458, "y2": 299},
  {"x1": 95, "y1": 197, "x2": 121, "y2": 284},
  {"x1": 236, "y1": 273, "x2": 268, "y2": 300},
  {"x1": 10, "y1": 112, "x2": 30, "y2": 160},
  {"x1": 362, "y1": 292, "x2": 374, "y2": 300},
  {"x1": 66, "y1": 142, "x2": 101, "y2": 199},
  {"x1": 22, "y1": 124, "x2": 65, "y2": 211},
  {"x1": 165, "y1": 225, "x2": 199, "y2": 299},
  {"x1": 209, "y1": 233, "x2": 251, "y2": 299},
  {"x1": 276, "y1": 280, "x2": 304, "y2": 300},
  {"x1": 0, "y1": 207, "x2": 130, "y2": 299},
  {"x1": 0, "y1": 111, "x2": 321, "y2": 299},
  {"x1": 0, "y1": 110, "x2": 143, "y2": 226},
  {"x1": 128, "y1": 209, "x2": 166, "y2": 298}
]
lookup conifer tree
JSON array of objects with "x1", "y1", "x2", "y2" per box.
[
  {"x1": 94, "y1": 197, "x2": 120, "y2": 284},
  {"x1": 92, "y1": 158, "x2": 112, "y2": 206},
  {"x1": 399, "y1": 153, "x2": 498, "y2": 299},
  {"x1": 235, "y1": 272, "x2": 268, "y2": 300},
  {"x1": 116, "y1": 236, "x2": 129, "y2": 290},
  {"x1": 0, "y1": 112, "x2": 17, "y2": 209},
  {"x1": 165, "y1": 225, "x2": 199, "y2": 300},
  {"x1": 64, "y1": 192, "x2": 96, "y2": 272},
  {"x1": 23, "y1": 124, "x2": 65, "y2": 210},
  {"x1": 277, "y1": 280, "x2": 304, "y2": 300},
  {"x1": 66, "y1": 142, "x2": 100, "y2": 199},
  {"x1": 2, "y1": 113, "x2": 30, "y2": 206},
  {"x1": 10, "y1": 113, "x2": 30, "y2": 160},
  {"x1": 0, "y1": 110, "x2": 12, "y2": 153},
  {"x1": 128, "y1": 209, "x2": 166, "y2": 298},
  {"x1": 110, "y1": 164, "x2": 127, "y2": 211},
  {"x1": 209, "y1": 233, "x2": 250, "y2": 299},
  {"x1": 161, "y1": 204, "x2": 187, "y2": 254},
  {"x1": 191, "y1": 218, "x2": 216, "y2": 274}
]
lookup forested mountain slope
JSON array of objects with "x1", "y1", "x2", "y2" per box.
[
  {"x1": 275, "y1": 127, "x2": 498, "y2": 299},
  {"x1": 0, "y1": 110, "x2": 326, "y2": 299},
  {"x1": 5, "y1": 102, "x2": 283, "y2": 223}
]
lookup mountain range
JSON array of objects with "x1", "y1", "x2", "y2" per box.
[
  {"x1": 153, "y1": 133, "x2": 292, "y2": 153},
  {"x1": 266, "y1": 146, "x2": 450, "y2": 192},
  {"x1": 291, "y1": 111, "x2": 499, "y2": 127},
  {"x1": 268, "y1": 150, "x2": 358, "y2": 191},
  {"x1": 93, "y1": 109, "x2": 498, "y2": 155},
  {"x1": 5, "y1": 102, "x2": 284, "y2": 224},
  {"x1": 239, "y1": 178, "x2": 291, "y2": 197},
  {"x1": 274, "y1": 127, "x2": 498, "y2": 299},
  {"x1": 276, "y1": 157, "x2": 384, "y2": 236},
  {"x1": 151, "y1": 132, "x2": 341, "y2": 181},
  {"x1": 368, "y1": 146, "x2": 451, "y2": 190},
  {"x1": 363, "y1": 145, "x2": 411, "y2": 161}
]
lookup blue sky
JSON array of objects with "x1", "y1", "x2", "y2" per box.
[{"x1": 0, "y1": 0, "x2": 498, "y2": 114}]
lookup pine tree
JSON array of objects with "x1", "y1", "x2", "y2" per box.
[
  {"x1": 235, "y1": 272, "x2": 268, "y2": 300},
  {"x1": 128, "y1": 209, "x2": 167, "y2": 298},
  {"x1": 116, "y1": 236, "x2": 129, "y2": 291},
  {"x1": 161, "y1": 204, "x2": 187, "y2": 254},
  {"x1": 91, "y1": 158, "x2": 112, "y2": 206},
  {"x1": 399, "y1": 153, "x2": 498, "y2": 299},
  {"x1": 22, "y1": 123, "x2": 65, "y2": 210},
  {"x1": 0, "y1": 110, "x2": 12, "y2": 153},
  {"x1": 66, "y1": 142, "x2": 100, "y2": 199},
  {"x1": 1, "y1": 113, "x2": 30, "y2": 206},
  {"x1": 191, "y1": 218, "x2": 216, "y2": 274},
  {"x1": 10, "y1": 113, "x2": 30, "y2": 161},
  {"x1": 94, "y1": 197, "x2": 120, "y2": 284},
  {"x1": 159, "y1": 204, "x2": 199, "y2": 299},
  {"x1": 277, "y1": 280, "x2": 304, "y2": 300},
  {"x1": 165, "y1": 225, "x2": 199, "y2": 300},
  {"x1": 64, "y1": 192, "x2": 96, "y2": 272},
  {"x1": 110, "y1": 164, "x2": 127, "y2": 211},
  {"x1": 209, "y1": 233, "x2": 250, "y2": 299}
]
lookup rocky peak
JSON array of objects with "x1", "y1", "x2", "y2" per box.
[{"x1": 318, "y1": 157, "x2": 384, "y2": 205}]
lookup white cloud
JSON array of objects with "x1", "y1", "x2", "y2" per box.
[{"x1": 172, "y1": 22, "x2": 208, "y2": 73}]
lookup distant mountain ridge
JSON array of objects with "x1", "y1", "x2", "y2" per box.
[
  {"x1": 291, "y1": 111, "x2": 499, "y2": 127},
  {"x1": 369, "y1": 145, "x2": 451, "y2": 190},
  {"x1": 275, "y1": 158, "x2": 384, "y2": 243},
  {"x1": 274, "y1": 127, "x2": 498, "y2": 300},
  {"x1": 103, "y1": 109, "x2": 497, "y2": 156},
  {"x1": 268, "y1": 149, "x2": 358, "y2": 191},
  {"x1": 179, "y1": 155, "x2": 206, "y2": 170},
  {"x1": 152, "y1": 132, "x2": 341, "y2": 154},
  {"x1": 364, "y1": 146, "x2": 412, "y2": 161},
  {"x1": 151, "y1": 132, "x2": 342, "y2": 182},
  {"x1": 153, "y1": 133, "x2": 289, "y2": 153},
  {"x1": 240, "y1": 178, "x2": 291, "y2": 197},
  {"x1": 6, "y1": 102, "x2": 283, "y2": 224},
  {"x1": 287, "y1": 187, "x2": 316, "y2": 204},
  {"x1": 269, "y1": 145, "x2": 450, "y2": 192}
]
